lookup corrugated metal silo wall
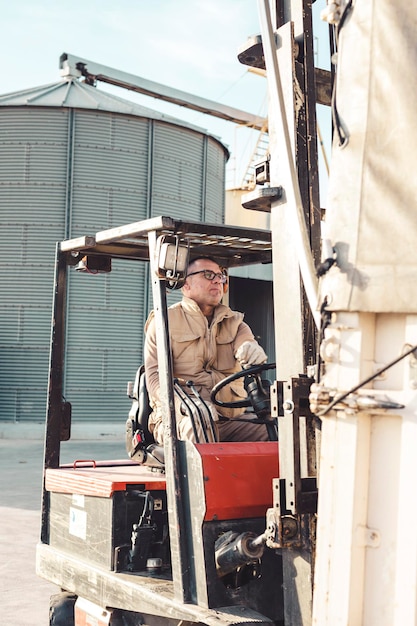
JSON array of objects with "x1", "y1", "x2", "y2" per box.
[
  {"x1": 0, "y1": 105, "x2": 226, "y2": 422},
  {"x1": 148, "y1": 122, "x2": 226, "y2": 311}
]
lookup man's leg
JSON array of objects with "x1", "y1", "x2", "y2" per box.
[
  {"x1": 217, "y1": 413, "x2": 269, "y2": 442},
  {"x1": 153, "y1": 412, "x2": 218, "y2": 443}
]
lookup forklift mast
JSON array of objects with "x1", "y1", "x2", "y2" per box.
[
  {"x1": 255, "y1": 1, "x2": 417, "y2": 623},
  {"x1": 239, "y1": 2, "x2": 325, "y2": 623}
]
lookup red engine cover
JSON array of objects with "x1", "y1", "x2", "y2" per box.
[{"x1": 195, "y1": 441, "x2": 279, "y2": 521}]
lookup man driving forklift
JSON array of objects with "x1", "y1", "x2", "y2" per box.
[{"x1": 144, "y1": 256, "x2": 270, "y2": 443}]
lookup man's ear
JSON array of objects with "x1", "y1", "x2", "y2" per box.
[{"x1": 222, "y1": 269, "x2": 229, "y2": 294}]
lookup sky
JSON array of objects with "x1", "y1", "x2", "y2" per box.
[{"x1": 2, "y1": 0, "x2": 331, "y2": 194}]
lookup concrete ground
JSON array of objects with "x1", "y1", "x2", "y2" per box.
[{"x1": 0, "y1": 421, "x2": 126, "y2": 626}]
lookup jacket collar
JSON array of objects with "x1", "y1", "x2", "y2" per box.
[{"x1": 181, "y1": 296, "x2": 234, "y2": 323}]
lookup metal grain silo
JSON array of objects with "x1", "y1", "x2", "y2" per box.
[{"x1": 0, "y1": 76, "x2": 229, "y2": 423}]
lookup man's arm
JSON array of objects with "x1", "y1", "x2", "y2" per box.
[{"x1": 143, "y1": 312, "x2": 160, "y2": 404}]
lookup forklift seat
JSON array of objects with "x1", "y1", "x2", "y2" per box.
[
  {"x1": 135, "y1": 365, "x2": 155, "y2": 444},
  {"x1": 126, "y1": 365, "x2": 218, "y2": 466},
  {"x1": 126, "y1": 366, "x2": 165, "y2": 469}
]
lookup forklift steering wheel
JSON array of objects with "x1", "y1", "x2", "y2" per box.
[{"x1": 210, "y1": 362, "x2": 276, "y2": 409}]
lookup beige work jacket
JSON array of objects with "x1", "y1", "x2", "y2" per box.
[{"x1": 144, "y1": 296, "x2": 255, "y2": 422}]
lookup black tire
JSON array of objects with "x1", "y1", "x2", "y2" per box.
[{"x1": 49, "y1": 591, "x2": 76, "y2": 626}]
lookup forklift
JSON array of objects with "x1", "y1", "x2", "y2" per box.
[
  {"x1": 39, "y1": 216, "x2": 293, "y2": 626},
  {"x1": 38, "y1": 0, "x2": 417, "y2": 623},
  {"x1": 39, "y1": 0, "x2": 326, "y2": 622},
  {"x1": 37, "y1": 0, "x2": 328, "y2": 622}
]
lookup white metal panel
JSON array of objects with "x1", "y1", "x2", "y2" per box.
[{"x1": 320, "y1": 0, "x2": 417, "y2": 313}]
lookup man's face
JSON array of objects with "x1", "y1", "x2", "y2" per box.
[{"x1": 183, "y1": 258, "x2": 224, "y2": 310}]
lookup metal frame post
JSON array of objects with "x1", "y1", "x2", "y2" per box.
[
  {"x1": 147, "y1": 230, "x2": 193, "y2": 603},
  {"x1": 41, "y1": 244, "x2": 69, "y2": 543},
  {"x1": 257, "y1": 0, "x2": 322, "y2": 624}
]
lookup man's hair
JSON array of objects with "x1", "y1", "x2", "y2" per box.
[{"x1": 187, "y1": 256, "x2": 219, "y2": 272}]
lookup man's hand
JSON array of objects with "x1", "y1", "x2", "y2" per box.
[{"x1": 235, "y1": 340, "x2": 267, "y2": 369}]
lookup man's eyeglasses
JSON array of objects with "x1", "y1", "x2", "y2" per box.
[{"x1": 186, "y1": 269, "x2": 228, "y2": 283}]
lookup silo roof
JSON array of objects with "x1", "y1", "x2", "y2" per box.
[{"x1": 0, "y1": 77, "x2": 225, "y2": 142}]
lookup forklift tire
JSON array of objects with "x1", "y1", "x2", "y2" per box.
[{"x1": 49, "y1": 591, "x2": 76, "y2": 626}]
